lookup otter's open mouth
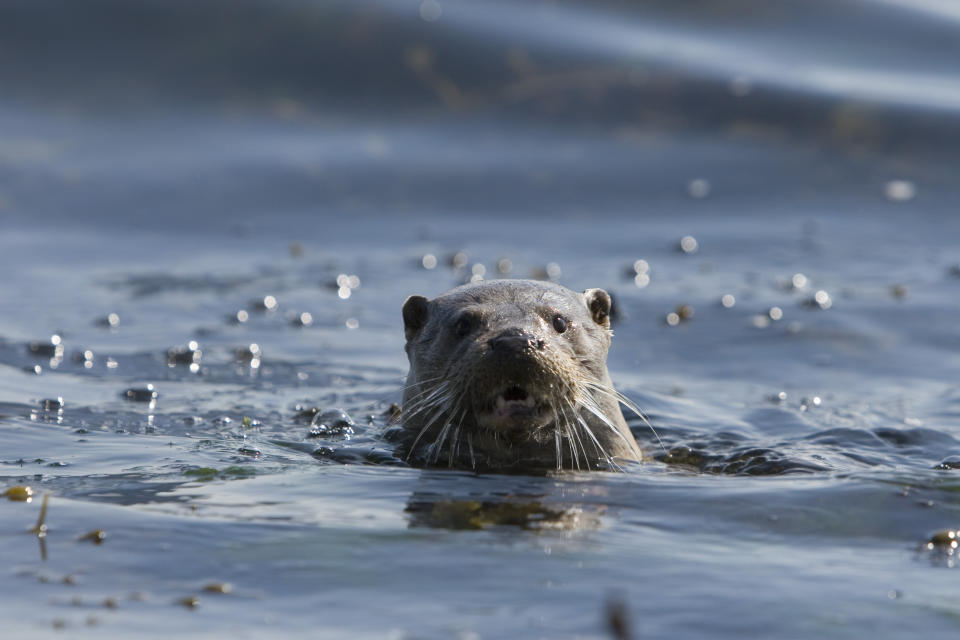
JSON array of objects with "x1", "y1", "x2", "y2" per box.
[{"x1": 480, "y1": 385, "x2": 552, "y2": 431}]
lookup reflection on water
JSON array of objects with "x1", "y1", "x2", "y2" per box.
[{"x1": 406, "y1": 495, "x2": 603, "y2": 531}]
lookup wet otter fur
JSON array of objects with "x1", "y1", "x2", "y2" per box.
[{"x1": 397, "y1": 279, "x2": 643, "y2": 472}]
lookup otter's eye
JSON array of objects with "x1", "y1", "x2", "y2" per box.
[
  {"x1": 454, "y1": 314, "x2": 476, "y2": 338},
  {"x1": 552, "y1": 314, "x2": 568, "y2": 333}
]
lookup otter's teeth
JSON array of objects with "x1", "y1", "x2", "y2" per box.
[{"x1": 496, "y1": 395, "x2": 506, "y2": 409}]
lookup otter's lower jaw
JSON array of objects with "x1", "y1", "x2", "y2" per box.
[{"x1": 475, "y1": 385, "x2": 555, "y2": 432}]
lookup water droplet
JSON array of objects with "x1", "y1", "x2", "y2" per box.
[
  {"x1": 884, "y1": 180, "x2": 916, "y2": 202},
  {"x1": 687, "y1": 180, "x2": 711, "y2": 199},
  {"x1": 814, "y1": 290, "x2": 832, "y2": 309},
  {"x1": 678, "y1": 236, "x2": 699, "y2": 254}
]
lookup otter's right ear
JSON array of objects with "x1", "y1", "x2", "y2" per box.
[
  {"x1": 583, "y1": 288, "x2": 612, "y2": 328},
  {"x1": 402, "y1": 295, "x2": 430, "y2": 341}
]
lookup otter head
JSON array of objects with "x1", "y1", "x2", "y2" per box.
[{"x1": 399, "y1": 280, "x2": 637, "y2": 471}]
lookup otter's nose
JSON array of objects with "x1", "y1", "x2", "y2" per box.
[{"x1": 489, "y1": 328, "x2": 544, "y2": 353}]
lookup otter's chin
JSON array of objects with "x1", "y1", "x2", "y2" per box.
[{"x1": 476, "y1": 385, "x2": 554, "y2": 432}]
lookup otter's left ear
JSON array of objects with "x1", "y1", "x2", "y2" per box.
[{"x1": 583, "y1": 288, "x2": 612, "y2": 327}]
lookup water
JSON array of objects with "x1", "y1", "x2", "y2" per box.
[{"x1": 3, "y1": 0, "x2": 960, "y2": 637}]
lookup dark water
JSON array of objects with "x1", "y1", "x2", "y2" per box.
[{"x1": 3, "y1": 1, "x2": 960, "y2": 637}]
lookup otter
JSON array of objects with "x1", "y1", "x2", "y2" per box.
[{"x1": 397, "y1": 279, "x2": 644, "y2": 472}]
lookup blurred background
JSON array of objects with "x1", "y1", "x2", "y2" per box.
[{"x1": 3, "y1": 0, "x2": 958, "y2": 236}]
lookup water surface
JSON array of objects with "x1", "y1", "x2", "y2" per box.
[{"x1": 3, "y1": 1, "x2": 960, "y2": 637}]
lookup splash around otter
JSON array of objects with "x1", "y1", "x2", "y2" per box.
[{"x1": 396, "y1": 279, "x2": 643, "y2": 473}]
